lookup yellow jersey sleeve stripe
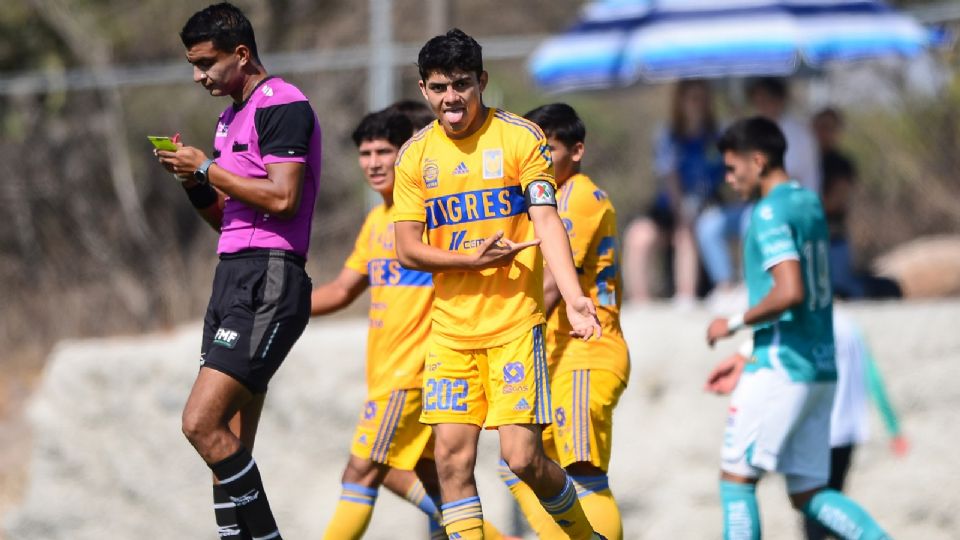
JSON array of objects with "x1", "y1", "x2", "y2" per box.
[
  {"x1": 395, "y1": 123, "x2": 433, "y2": 164},
  {"x1": 493, "y1": 109, "x2": 544, "y2": 141}
]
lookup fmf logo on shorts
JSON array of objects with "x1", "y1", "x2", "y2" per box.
[
  {"x1": 213, "y1": 328, "x2": 239, "y2": 349},
  {"x1": 503, "y1": 362, "x2": 525, "y2": 383}
]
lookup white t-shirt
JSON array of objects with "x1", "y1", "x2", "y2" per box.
[
  {"x1": 777, "y1": 114, "x2": 821, "y2": 195},
  {"x1": 830, "y1": 310, "x2": 871, "y2": 447}
]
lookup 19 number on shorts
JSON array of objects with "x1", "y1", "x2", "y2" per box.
[{"x1": 423, "y1": 378, "x2": 468, "y2": 412}]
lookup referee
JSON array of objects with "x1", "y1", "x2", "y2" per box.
[{"x1": 156, "y1": 3, "x2": 321, "y2": 538}]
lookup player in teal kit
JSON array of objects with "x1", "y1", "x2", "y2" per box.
[{"x1": 704, "y1": 117, "x2": 890, "y2": 540}]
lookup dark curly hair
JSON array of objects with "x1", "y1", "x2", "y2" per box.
[{"x1": 417, "y1": 28, "x2": 483, "y2": 81}]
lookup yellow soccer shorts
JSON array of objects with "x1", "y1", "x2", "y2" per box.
[
  {"x1": 350, "y1": 388, "x2": 433, "y2": 470},
  {"x1": 420, "y1": 324, "x2": 551, "y2": 428},
  {"x1": 543, "y1": 369, "x2": 626, "y2": 470}
]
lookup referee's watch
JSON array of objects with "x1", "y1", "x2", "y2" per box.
[{"x1": 193, "y1": 158, "x2": 216, "y2": 185}]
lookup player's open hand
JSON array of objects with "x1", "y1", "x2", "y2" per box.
[
  {"x1": 704, "y1": 353, "x2": 746, "y2": 394},
  {"x1": 566, "y1": 296, "x2": 601, "y2": 341},
  {"x1": 471, "y1": 231, "x2": 540, "y2": 269},
  {"x1": 706, "y1": 317, "x2": 732, "y2": 348}
]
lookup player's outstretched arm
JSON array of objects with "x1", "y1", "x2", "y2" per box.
[
  {"x1": 394, "y1": 221, "x2": 540, "y2": 272},
  {"x1": 707, "y1": 259, "x2": 804, "y2": 347},
  {"x1": 529, "y1": 205, "x2": 600, "y2": 340},
  {"x1": 310, "y1": 267, "x2": 367, "y2": 316},
  {"x1": 542, "y1": 264, "x2": 561, "y2": 316}
]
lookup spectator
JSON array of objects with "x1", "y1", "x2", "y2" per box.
[
  {"x1": 813, "y1": 107, "x2": 863, "y2": 298},
  {"x1": 623, "y1": 79, "x2": 723, "y2": 306},
  {"x1": 747, "y1": 77, "x2": 821, "y2": 194}
]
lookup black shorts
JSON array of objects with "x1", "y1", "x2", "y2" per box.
[{"x1": 200, "y1": 249, "x2": 312, "y2": 393}]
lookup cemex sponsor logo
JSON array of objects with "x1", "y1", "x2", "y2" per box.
[
  {"x1": 214, "y1": 328, "x2": 240, "y2": 349},
  {"x1": 555, "y1": 407, "x2": 566, "y2": 428},
  {"x1": 503, "y1": 362, "x2": 524, "y2": 383},
  {"x1": 448, "y1": 230, "x2": 484, "y2": 251},
  {"x1": 230, "y1": 489, "x2": 260, "y2": 507}
]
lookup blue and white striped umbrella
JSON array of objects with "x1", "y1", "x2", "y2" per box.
[{"x1": 529, "y1": 0, "x2": 939, "y2": 90}]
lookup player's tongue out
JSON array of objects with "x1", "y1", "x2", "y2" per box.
[{"x1": 444, "y1": 108, "x2": 465, "y2": 125}]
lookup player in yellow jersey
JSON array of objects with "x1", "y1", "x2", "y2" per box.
[
  {"x1": 498, "y1": 104, "x2": 630, "y2": 540},
  {"x1": 392, "y1": 29, "x2": 606, "y2": 540},
  {"x1": 310, "y1": 108, "x2": 513, "y2": 540}
]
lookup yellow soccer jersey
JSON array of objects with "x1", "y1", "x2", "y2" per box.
[
  {"x1": 393, "y1": 108, "x2": 556, "y2": 349},
  {"x1": 345, "y1": 204, "x2": 434, "y2": 397},
  {"x1": 546, "y1": 173, "x2": 630, "y2": 382}
]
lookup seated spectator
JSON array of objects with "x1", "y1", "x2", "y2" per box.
[
  {"x1": 623, "y1": 80, "x2": 723, "y2": 306},
  {"x1": 813, "y1": 107, "x2": 863, "y2": 298}
]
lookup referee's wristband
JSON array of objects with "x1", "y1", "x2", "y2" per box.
[
  {"x1": 727, "y1": 313, "x2": 746, "y2": 333},
  {"x1": 183, "y1": 181, "x2": 218, "y2": 209}
]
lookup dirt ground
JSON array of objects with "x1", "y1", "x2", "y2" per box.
[{"x1": 0, "y1": 351, "x2": 43, "y2": 540}]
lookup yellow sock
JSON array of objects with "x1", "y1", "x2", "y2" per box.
[
  {"x1": 482, "y1": 519, "x2": 505, "y2": 540},
  {"x1": 539, "y1": 476, "x2": 596, "y2": 540},
  {"x1": 573, "y1": 475, "x2": 622, "y2": 540},
  {"x1": 442, "y1": 496, "x2": 484, "y2": 540},
  {"x1": 497, "y1": 460, "x2": 566, "y2": 539},
  {"x1": 322, "y1": 483, "x2": 378, "y2": 540}
]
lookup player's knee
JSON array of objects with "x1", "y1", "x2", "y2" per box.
[
  {"x1": 181, "y1": 410, "x2": 211, "y2": 448},
  {"x1": 433, "y1": 443, "x2": 476, "y2": 478},
  {"x1": 502, "y1": 446, "x2": 539, "y2": 481},
  {"x1": 342, "y1": 456, "x2": 384, "y2": 486}
]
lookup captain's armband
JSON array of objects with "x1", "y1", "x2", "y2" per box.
[{"x1": 524, "y1": 180, "x2": 557, "y2": 209}]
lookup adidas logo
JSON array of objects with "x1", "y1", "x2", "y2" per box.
[
  {"x1": 453, "y1": 161, "x2": 469, "y2": 175},
  {"x1": 514, "y1": 398, "x2": 531, "y2": 411}
]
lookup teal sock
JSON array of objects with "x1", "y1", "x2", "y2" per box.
[
  {"x1": 803, "y1": 489, "x2": 890, "y2": 540},
  {"x1": 720, "y1": 480, "x2": 760, "y2": 540}
]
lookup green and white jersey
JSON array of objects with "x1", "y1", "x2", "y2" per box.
[{"x1": 743, "y1": 181, "x2": 836, "y2": 382}]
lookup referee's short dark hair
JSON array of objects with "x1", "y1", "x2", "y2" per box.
[
  {"x1": 417, "y1": 28, "x2": 483, "y2": 81},
  {"x1": 524, "y1": 103, "x2": 586, "y2": 147},
  {"x1": 181, "y1": 3, "x2": 260, "y2": 62},
  {"x1": 352, "y1": 110, "x2": 414, "y2": 149},
  {"x1": 717, "y1": 116, "x2": 787, "y2": 171}
]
